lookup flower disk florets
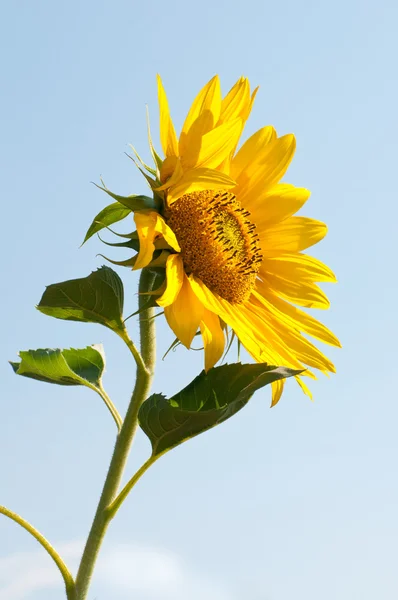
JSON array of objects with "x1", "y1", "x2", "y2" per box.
[{"x1": 165, "y1": 189, "x2": 262, "y2": 304}]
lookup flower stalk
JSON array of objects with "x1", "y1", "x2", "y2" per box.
[{"x1": 74, "y1": 268, "x2": 156, "y2": 600}]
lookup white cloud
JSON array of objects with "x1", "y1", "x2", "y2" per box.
[{"x1": 0, "y1": 541, "x2": 232, "y2": 600}]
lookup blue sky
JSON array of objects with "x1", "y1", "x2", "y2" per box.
[{"x1": 1, "y1": 0, "x2": 397, "y2": 598}]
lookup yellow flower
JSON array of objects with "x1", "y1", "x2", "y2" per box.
[{"x1": 133, "y1": 75, "x2": 340, "y2": 405}]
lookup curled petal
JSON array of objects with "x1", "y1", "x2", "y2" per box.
[
  {"x1": 157, "y1": 254, "x2": 184, "y2": 307},
  {"x1": 134, "y1": 211, "x2": 180, "y2": 270}
]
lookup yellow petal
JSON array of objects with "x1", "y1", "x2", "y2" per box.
[
  {"x1": 190, "y1": 276, "x2": 304, "y2": 370},
  {"x1": 179, "y1": 75, "x2": 221, "y2": 157},
  {"x1": 153, "y1": 214, "x2": 181, "y2": 251},
  {"x1": 157, "y1": 254, "x2": 184, "y2": 307},
  {"x1": 258, "y1": 272, "x2": 330, "y2": 309},
  {"x1": 181, "y1": 118, "x2": 243, "y2": 171},
  {"x1": 295, "y1": 376, "x2": 313, "y2": 400},
  {"x1": 277, "y1": 325, "x2": 335, "y2": 374},
  {"x1": 271, "y1": 379, "x2": 285, "y2": 407},
  {"x1": 243, "y1": 85, "x2": 259, "y2": 121},
  {"x1": 231, "y1": 125, "x2": 277, "y2": 180},
  {"x1": 200, "y1": 309, "x2": 225, "y2": 371},
  {"x1": 189, "y1": 275, "x2": 261, "y2": 352},
  {"x1": 241, "y1": 301, "x2": 306, "y2": 368},
  {"x1": 167, "y1": 168, "x2": 236, "y2": 204},
  {"x1": 219, "y1": 77, "x2": 251, "y2": 124},
  {"x1": 133, "y1": 211, "x2": 158, "y2": 270},
  {"x1": 157, "y1": 156, "x2": 184, "y2": 190},
  {"x1": 215, "y1": 78, "x2": 257, "y2": 170},
  {"x1": 247, "y1": 296, "x2": 335, "y2": 374},
  {"x1": 237, "y1": 134, "x2": 296, "y2": 205},
  {"x1": 260, "y1": 253, "x2": 337, "y2": 283},
  {"x1": 134, "y1": 211, "x2": 180, "y2": 270},
  {"x1": 147, "y1": 249, "x2": 169, "y2": 268},
  {"x1": 248, "y1": 184, "x2": 310, "y2": 227},
  {"x1": 164, "y1": 274, "x2": 204, "y2": 347},
  {"x1": 253, "y1": 288, "x2": 341, "y2": 347},
  {"x1": 181, "y1": 75, "x2": 221, "y2": 134},
  {"x1": 157, "y1": 75, "x2": 178, "y2": 157},
  {"x1": 260, "y1": 217, "x2": 327, "y2": 253}
]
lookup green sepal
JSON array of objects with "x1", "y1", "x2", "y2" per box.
[
  {"x1": 145, "y1": 107, "x2": 163, "y2": 172},
  {"x1": 139, "y1": 363, "x2": 301, "y2": 456},
  {"x1": 37, "y1": 266, "x2": 124, "y2": 332},
  {"x1": 93, "y1": 181, "x2": 156, "y2": 212},
  {"x1": 98, "y1": 234, "x2": 140, "y2": 252},
  {"x1": 82, "y1": 202, "x2": 132, "y2": 245},
  {"x1": 105, "y1": 229, "x2": 138, "y2": 240},
  {"x1": 151, "y1": 148, "x2": 163, "y2": 172},
  {"x1": 97, "y1": 254, "x2": 137, "y2": 268},
  {"x1": 123, "y1": 157, "x2": 159, "y2": 190},
  {"x1": 127, "y1": 145, "x2": 158, "y2": 177},
  {"x1": 10, "y1": 345, "x2": 106, "y2": 389}
]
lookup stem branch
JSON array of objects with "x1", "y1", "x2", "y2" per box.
[
  {"x1": 95, "y1": 384, "x2": 123, "y2": 431},
  {"x1": 0, "y1": 505, "x2": 75, "y2": 599},
  {"x1": 107, "y1": 454, "x2": 159, "y2": 517}
]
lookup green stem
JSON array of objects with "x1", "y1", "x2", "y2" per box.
[
  {"x1": 0, "y1": 505, "x2": 76, "y2": 600},
  {"x1": 107, "y1": 454, "x2": 159, "y2": 518},
  {"x1": 74, "y1": 269, "x2": 157, "y2": 600}
]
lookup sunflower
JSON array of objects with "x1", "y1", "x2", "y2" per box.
[{"x1": 121, "y1": 75, "x2": 340, "y2": 405}]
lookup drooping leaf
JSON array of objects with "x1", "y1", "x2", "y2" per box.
[
  {"x1": 139, "y1": 363, "x2": 301, "y2": 456},
  {"x1": 37, "y1": 266, "x2": 124, "y2": 332},
  {"x1": 83, "y1": 202, "x2": 132, "y2": 244},
  {"x1": 10, "y1": 345, "x2": 105, "y2": 389}
]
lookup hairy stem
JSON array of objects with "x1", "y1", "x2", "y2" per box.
[
  {"x1": 74, "y1": 269, "x2": 156, "y2": 600},
  {"x1": 0, "y1": 505, "x2": 76, "y2": 599}
]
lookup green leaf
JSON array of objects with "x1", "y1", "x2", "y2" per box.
[
  {"x1": 10, "y1": 345, "x2": 105, "y2": 389},
  {"x1": 139, "y1": 363, "x2": 301, "y2": 456},
  {"x1": 94, "y1": 181, "x2": 157, "y2": 212},
  {"x1": 37, "y1": 266, "x2": 124, "y2": 331},
  {"x1": 82, "y1": 202, "x2": 132, "y2": 244}
]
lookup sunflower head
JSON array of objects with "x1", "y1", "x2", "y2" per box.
[{"x1": 93, "y1": 75, "x2": 340, "y2": 405}]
